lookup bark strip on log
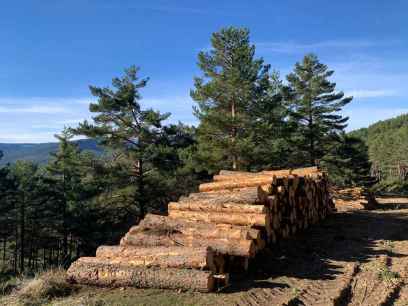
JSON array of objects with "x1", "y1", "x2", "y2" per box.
[
  {"x1": 199, "y1": 178, "x2": 274, "y2": 192},
  {"x1": 185, "y1": 187, "x2": 268, "y2": 205},
  {"x1": 96, "y1": 245, "x2": 216, "y2": 271},
  {"x1": 135, "y1": 214, "x2": 260, "y2": 240},
  {"x1": 168, "y1": 210, "x2": 268, "y2": 227},
  {"x1": 67, "y1": 257, "x2": 216, "y2": 292},
  {"x1": 120, "y1": 232, "x2": 256, "y2": 257},
  {"x1": 168, "y1": 201, "x2": 266, "y2": 214}
]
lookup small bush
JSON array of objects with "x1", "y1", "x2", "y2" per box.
[
  {"x1": 13, "y1": 269, "x2": 74, "y2": 306},
  {"x1": 378, "y1": 265, "x2": 400, "y2": 283}
]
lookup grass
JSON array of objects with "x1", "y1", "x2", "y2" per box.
[
  {"x1": 0, "y1": 272, "x2": 231, "y2": 306},
  {"x1": 377, "y1": 264, "x2": 400, "y2": 283},
  {"x1": 1, "y1": 269, "x2": 75, "y2": 306}
]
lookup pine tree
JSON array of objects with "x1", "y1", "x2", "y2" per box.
[
  {"x1": 191, "y1": 27, "x2": 271, "y2": 171},
  {"x1": 45, "y1": 129, "x2": 84, "y2": 265},
  {"x1": 286, "y1": 54, "x2": 352, "y2": 166},
  {"x1": 322, "y1": 133, "x2": 373, "y2": 187},
  {"x1": 73, "y1": 66, "x2": 170, "y2": 218}
]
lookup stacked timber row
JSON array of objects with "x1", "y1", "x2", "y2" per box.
[
  {"x1": 67, "y1": 166, "x2": 334, "y2": 292},
  {"x1": 332, "y1": 187, "x2": 377, "y2": 210}
]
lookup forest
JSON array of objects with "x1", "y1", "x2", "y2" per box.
[{"x1": 0, "y1": 27, "x2": 372, "y2": 275}]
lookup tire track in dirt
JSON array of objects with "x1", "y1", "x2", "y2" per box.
[{"x1": 295, "y1": 262, "x2": 358, "y2": 306}]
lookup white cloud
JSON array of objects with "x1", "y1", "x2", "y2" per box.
[
  {"x1": 256, "y1": 40, "x2": 388, "y2": 54},
  {"x1": 0, "y1": 97, "x2": 92, "y2": 114},
  {"x1": 0, "y1": 131, "x2": 58, "y2": 143},
  {"x1": 347, "y1": 89, "x2": 399, "y2": 99},
  {"x1": 0, "y1": 105, "x2": 71, "y2": 114}
]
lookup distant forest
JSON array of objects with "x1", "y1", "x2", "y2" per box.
[{"x1": 0, "y1": 27, "x2": 373, "y2": 274}]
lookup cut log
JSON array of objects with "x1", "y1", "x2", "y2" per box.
[
  {"x1": 185, "y1": 187, "x2": 268, "y2": 204},
  {"x1": 120, "y1": 232, "x2": 256, "y2": 257},
  {"x1": 67, "y1": 257, "x2": 217, "y2": 292},
  {"x1": 168, "y1": 210, "x2": 268, "y2": 227},
  {"x1": 214, "y1": 167, "x2": 320, "y2": 182},
  {"x1": 96, "y1": 245, "x2": 217, "y2": 271},
  {"x1": 199, "y1": 177, "x2": 274, "y2": 192},
  {"x1": 168, "y1": 201, "x2": 267, "y2": 214},
  {"x1": 262, "y1": 166, "x2": 319, "y2": 176},
  {"x1": 135, "y1": 214, "x2": 260, "y2": 240}
]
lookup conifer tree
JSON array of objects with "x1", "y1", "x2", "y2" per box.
[
  {"x1": 286, "y1": 54, "x2": 352, "y2": 166},
  {"x1": 45, "y1": 129, "x2": 83, "y2": 264},
  {"x1": 191, "y1": 27, "x2": 271, "y2": 171},
  {"x1": 73, "y1": 66, "x2": 170, "y2": 218},
  {"x1": 322, "y1": 133, "x2": 373, "y2": 187}
]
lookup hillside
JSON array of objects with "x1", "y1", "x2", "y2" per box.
[
  {"x1": 350, "y1": 113, "x2": 408, "y2": 169},
  {"x1": 0, "y1": 139, "x2": 102, "y2": 166}
]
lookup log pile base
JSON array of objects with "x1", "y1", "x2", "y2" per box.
[
  {"x1": 67, "y1": 257, "x2": 221, "y2": 292},
  {"x1": 67, "y1": 166, "x2": 333, "y2": 292}
]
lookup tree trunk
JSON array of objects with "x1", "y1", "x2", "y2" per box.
[
  {"x1": 185, "y1": 187, "x2": 268, "y2": 204},
  {"x1": 199, "y1": 177, "x2": 274, "y2": 192},
  {"x1": 231, "y1": 100, "x2": 237, "y2": 170},
  {"x1": 96, "y1": 246, "x2": 217, "y2": 271},
  {"x1": 136, "y1": 159, "x2": 146, "y2": 218},
  {"x1": 168, "y1": 210, "x2": 268, "y2": 227},
  {"x1": 168, "y1": 201, "x2": 266, "y2": 214},
  {"x1": 2, "y1": 238, "x2": 6, "y2": 263},
  {"x1": 135, "y1": 214, "x2": 260, "y2": 240},
  {"x1": 67, "y1": 258, "x2": 218, "y2": 292},
  {"x1": 19, "y1": 199, "x2": 25, "y2": 273},
  {"x1": 120, "y1": 231, "x2": 256, "y2": 257}
]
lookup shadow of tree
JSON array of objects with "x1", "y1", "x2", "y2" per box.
[{"x1": 225, "y1": 208, "x2": 408, "y2": 293}]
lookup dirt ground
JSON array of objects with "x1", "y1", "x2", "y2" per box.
[{"x1": 9, "y1": 196, "x2": 408, "y2": 306}]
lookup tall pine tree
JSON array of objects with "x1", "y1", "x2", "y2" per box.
[
  {"x1": 191, "y1": 27, "x2": 271, "y2": 172},
  {"x1": 286, "y1": 54, "x2": 352, "y2": 166},
  {"x1": 73, "y1": 66, "x2": 170, "y2": 218}
]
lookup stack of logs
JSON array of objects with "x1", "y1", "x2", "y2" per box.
[
  {"x1": 67, "y1": 166, "x2": 335, "y2": 292},
  {"x1": 332, "y1": 187, "x2": 378, "y2": 211}
]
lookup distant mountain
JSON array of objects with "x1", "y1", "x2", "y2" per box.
[
  {"x1": 350, "y1": 113, "x2": 408, "y2": 168},
  {"x1": 0, "y1": 139, "x2": 103, "y2": 166}
]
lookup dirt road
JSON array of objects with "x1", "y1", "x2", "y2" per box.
[{"x1": 230, "y1": 197, "x2": 408, "y2": 305}]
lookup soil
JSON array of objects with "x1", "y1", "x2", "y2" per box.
[{"x1": 5, "y1": 196, "x2": 408, "y2": 306}]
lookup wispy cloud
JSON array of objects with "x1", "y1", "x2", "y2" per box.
[
  {"x1": 257, "y1": 39, "x2": 398, "y2": 54},
  {"x1": 347, "y1": 89, "x2": 399, "y2": 99},
  {"x1": 0, "y1": 105, "x2": 71, "y2": 114},
  {"x1": 0, "y1": 97, "x2": 91, "y2": 114}
]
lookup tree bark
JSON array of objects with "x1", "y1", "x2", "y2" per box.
[
  {"x1": 185, "y1": 187, "x2": 268, "y2": 204},
  {"x1": 199, "y1": 178, "x2": 274, "y2": 192},
  {"x1": 136, "y1": 214, "x2": 260, "y2": 240},
  {"x1": 19, "y1": 198, "x2": 25, "y2": 273},
  {"x1": 96, "y1": 246, "x2": 217, "y2": 271},
  {"x1": 168, "y1": 210, "x2": 268, "y2": 227},
  {"x1": 120, "y1": 231, "x2": 256, "y2": 257},
  {"x1": 231, "y1": 100, "x2": 237, "y2": 170},
  {"x1": 67, "y1": 258, "x2": 217, "y2": 292},
  {"x1": 168, "y1": 201, "x2": 266, "y2": 214}
]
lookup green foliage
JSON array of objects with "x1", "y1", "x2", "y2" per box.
[
  {"x1": 352, "y1": 114, "x2": 408, "y2": 170},
  {"x1": 191, "y1": 27, "x2": 274, "y2": 171},
  {"x1": 286, "y1": 54, "x2": 352, "y2": 166},
  {"x1": 321, "y1": 133, "x2": 372, "y2": 187},
  {"x1": 73, "y1": 66, "x2": 174, "y2": 217}
]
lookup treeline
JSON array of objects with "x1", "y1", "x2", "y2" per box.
[
  {"x1": 351, "y1": 114, "x2": 408, "y2": 191},
  {"x1": 0, "y1": 27, "x2": 372, "y2": 274}
]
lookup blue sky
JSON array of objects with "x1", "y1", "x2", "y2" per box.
[{"x1": 0, "y1": 0, "x2": 407, "y2": 143}]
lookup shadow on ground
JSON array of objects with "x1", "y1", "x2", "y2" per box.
[{"x1": 223, "y1": 207, "x2": 408, "y2": 293}]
